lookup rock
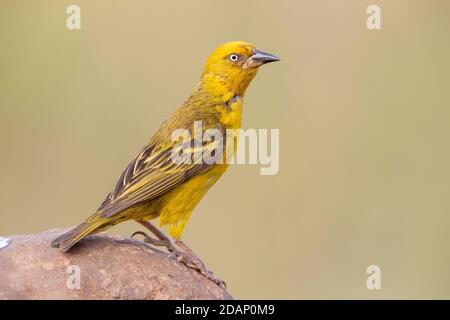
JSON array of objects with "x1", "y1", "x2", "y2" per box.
[{"x1": 0, "y1": 229, "x2": 232, "y2": 300}]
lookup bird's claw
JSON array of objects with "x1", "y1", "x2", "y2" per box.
[
  {"x1": 200, "y1": 269, "x2": 227, "y2": 289},
  {"x1": 131, "y1": 231, "x2": 171, "y2": 247},
  {"x1": 132, "y1": 226, "x2": 226, "y2": 289},
  {"x1": 131, "y1": 231, "x2": 148, "y2": 240},
  {"x1": 167, "y1": 250, "x2": 197, "y2": 268},
  {"x1": 167, "y1": 250, "x2": 226, "y2": 289}
]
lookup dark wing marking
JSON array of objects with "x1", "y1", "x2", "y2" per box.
[{"x1": 98, "y1": 136, "x2": 223, "y2": 218}]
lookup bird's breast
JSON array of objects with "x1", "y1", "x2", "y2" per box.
[{"x1": 216, "y1": 95, "x2": 243, "y2": 130}]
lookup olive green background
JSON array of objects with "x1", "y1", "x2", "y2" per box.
[{"x1": 1, "y1": 1, "x2": 449, "y2": 299}]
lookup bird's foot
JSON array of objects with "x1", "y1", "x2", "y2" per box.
[
  {"x1": 131, "y1": 231, "x2": 172, "y2": 247},
  {"x1": 197, "y1": 267, "x2": 227, "y2": 289},
  {"x1": 132, "y1": 231, "x2": 198, "y2": 269},
  {"x1": 167, "y1": 249, "x2": 197, "y2": 268},
  {"x1": 173, "y1": 239, "x2": 226, "y2": 289},
  {"x1": 133, "y1": 220, "x2": 179, "y2": 252},
  {"x1": 132, "y1": 220, "x2": 226, "y2": 289}
]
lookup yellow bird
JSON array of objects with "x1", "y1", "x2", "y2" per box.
[{"x1": 52, "y1": 41, "x2": 279, "y2": 286}]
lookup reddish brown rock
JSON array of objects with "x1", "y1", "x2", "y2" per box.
[{"x1": 0, "y1": 229, "x2": 232, "y2": 300}]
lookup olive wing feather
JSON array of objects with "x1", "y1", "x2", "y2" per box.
[{"x1": 97, "y1": 136, "x2": 223, "y2": 218}]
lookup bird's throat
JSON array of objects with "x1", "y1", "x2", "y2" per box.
[{"x1": 200, "y1": 69, "x2": 257, "y2": 103}]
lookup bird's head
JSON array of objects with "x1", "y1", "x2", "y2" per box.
[{"x1": 200, "y1": 41, "x2": 279, "y2": 101}]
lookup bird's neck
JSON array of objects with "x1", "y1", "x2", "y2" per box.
[{"x1": 199, "y1": 71, "x2": 255, "y2": 103}]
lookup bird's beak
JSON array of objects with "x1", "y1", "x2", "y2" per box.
[{"x1": 243, "y1": 49, "x2": 280, "y2": 69}]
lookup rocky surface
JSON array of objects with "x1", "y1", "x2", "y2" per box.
[{"x1": 0, "y1": 229, "x2": 232, "y2": 300}]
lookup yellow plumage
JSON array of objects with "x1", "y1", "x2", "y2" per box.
[{"x1": 52, "y1": 41, "x2": 279, "y2": 251}]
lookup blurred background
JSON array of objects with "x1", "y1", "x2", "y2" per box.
[{"x1": 1, "y1": 0, "x2": 449, "y2": 299}]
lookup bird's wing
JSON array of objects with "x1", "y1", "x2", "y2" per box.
[{"x1": 97, "y1": 135, "x2": 223, "y2": 218}]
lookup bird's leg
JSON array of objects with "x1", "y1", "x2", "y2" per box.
[
  {"x1": 136, "y1": 220, "x2": 174, "y2": 250},
  {"x1": 131, "y1": 231, "x2": 170, "y2": 247},
  {"x1": 132, "y1": 221, "x2": 225, "y2": 288},
  {"x1": 133, "y1": 220, "x2": 196, "y2": 267},
  {"x1": 174, "y1": 239, "x2": 226, "y2": 289}
]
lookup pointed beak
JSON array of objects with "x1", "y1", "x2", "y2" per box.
[
  {"x1": 251, "y1": 49, "x2": 280, "y2": 64},
  {"x1": 244, "y1": 48, "x2": 280, "y2": 69}
]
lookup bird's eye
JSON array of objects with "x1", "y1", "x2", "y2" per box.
[{"x1": 229, "y1": 54, "x2": 239, "y2": 62}]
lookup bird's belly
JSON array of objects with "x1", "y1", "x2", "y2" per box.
[{"x1": 157, "y1": 164, "x2": 228, "y2": 238}]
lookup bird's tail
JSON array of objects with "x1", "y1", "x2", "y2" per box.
[{"x1": 51, "y1": 216, "x2": 105, "y2": 252}]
